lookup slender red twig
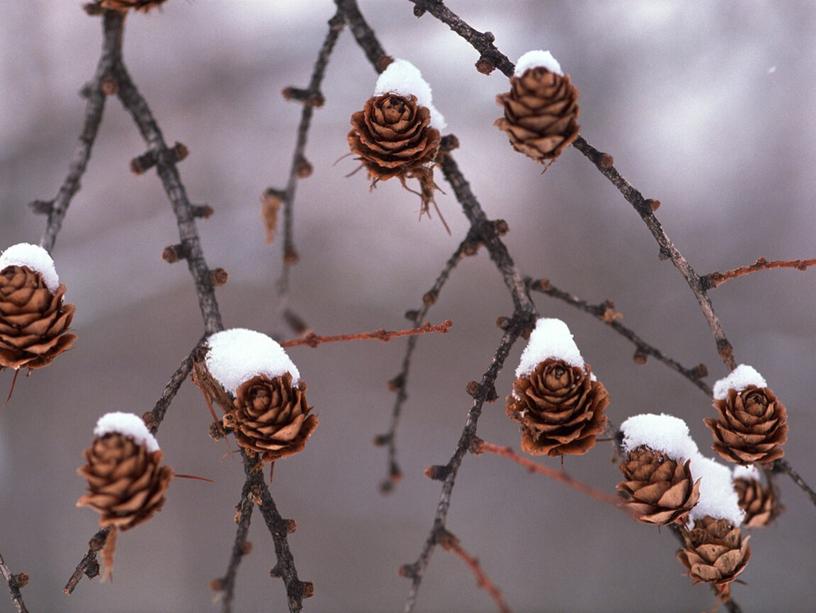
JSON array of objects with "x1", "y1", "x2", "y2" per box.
[
  {"x1": 471, "y1": 438, "x2": 623, "y2": 508},
  {"x1": 280, "y1": 320, "x2": 452, "y2": 348},
  {"x1": 435, "y1": 529, "x2": 511, "y2": 613},
  {"x1": 703, "y1": 257, "x2": 816, "y2": 289}
]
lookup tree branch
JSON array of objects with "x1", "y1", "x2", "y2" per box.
[
  {"x1": 280, "y1": 319, "x2": 452, "y2": 349},
  {"x1": 702, "y1": 257, "x2": 816, "y2": 289},
  {"x1": 0, "y1": 550, "x2": 28, "y2": 613},
  {"x1": 215, "y1": 479, "x2": 254, "y2": 613}
]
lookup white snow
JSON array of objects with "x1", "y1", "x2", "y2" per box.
[
  {"x1": 374, "y1": 58, "x2": 447, "y2": 130},
  {"x1": 732, "y1": 464, "x2": 760, "y2": 482},
  {"x1": 620, "y1": 413, "x2": 699, "y2": 461},
  {"x1": 514, "y1": 50, "x2": 564, "y2": 77},
  {"x1": 689, "y1": 454, "x2": 744, "y2": 526},
  {"x1": 0, "y1": 243, "x2": 60, "y2": 292},
  {"x1": 94, "y1": 412, "x2": 159, "y2": 453},
  {"x1": 515, "y1": 318, "x2": 584, "y2": 377},
  {"x1": 712, "y1": 364, "x2": 767, "y2": 400},
  {"x1": 205, "y1": 328, "x2": 300, "y2": 393}
]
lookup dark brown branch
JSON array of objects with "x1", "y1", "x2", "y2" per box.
[
  {"x1": 0, "y1": 550, "x2": 29, "y2": 613},
  {"x1": 435, "y1": 529, "x2": 511, "y2": 613},
  {"x1": 335, "y1": 0, "x2": 392, "y2": 72},
  {"x1": 276, "y1": 10, "x2": 345, "y2": 296},
  {"x1": 280, "y1": 319, "x2": 452, "y2": 349},
  {"x1": 36, "y1": 9, "x2": 122, "y2": 253},
  {"x1": 471, "y1": 438, "x2": 623, "y2": 508},
  {"x1": 215, "y1": 479, "x2": 254, "y2": 613},
  {"x1": 377, "y1": 237, "x2": 474, "y2": 493},
  {"x1": 528, "y1": 278, "x2": 712, "y2": 395},
  {"x1": 703, "y1": 257, "x2": 816, "y2": 289}
]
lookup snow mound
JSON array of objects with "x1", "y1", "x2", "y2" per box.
[
  {"x1": 732, "y1": 464, "x2": 760, "y2": 482},
  {"x1": 516, "y1": 318, "x2": 584, "y2": 377},
  {"x1": 514, "y1": 50, "x2": 563, "y2": 77},
  {"x1": 689, "y1": 455, "x2": 744, "y2": 526},
  {"x1": 0, "y1": 243, "x2": 60, "y2": 292},
  {"x1": 94, "y1": 412, "x2": 159, "y2": 452},
  {"x1": 713, "y1": 364, "x2": 767, "y2": 400},
  {"x1": 620, "y1": 413, "x2": 699, "y2": 461},
  {"x1": 374, "y1": 58, "x2": 447, "y2": 130}
]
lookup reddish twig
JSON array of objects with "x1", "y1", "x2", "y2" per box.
[
  {"x1": 703, "y1": 257, "x2": 816, "y2": 289},
  {"x1": 435, "y1": 529, "x2": 511, "y2": 613},
  {"x1": 0, "y1": 550, "x2": 28, "y2": 613},
  {"x1": 280, "y1": 319, "x2": 452, "y2": 349},
  {"x1": 471, "y1": 438, "x2": 622, "y2": 508}
]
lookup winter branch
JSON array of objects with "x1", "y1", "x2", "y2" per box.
[
  {"x1": 702, "y1": 257, "x2": 816, "y2": 289},
  {"x1": 0, "y1": 550, "x2": 28, "y2": 613},
  {"x1": 280, "y1": 319, "x2": 452, "y2": 349},
  {"x1": 213, "y1": 478, "x2": 254, "y2": 613}
]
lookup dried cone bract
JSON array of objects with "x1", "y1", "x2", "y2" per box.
[
  {"x1": 348, "y1": 94, "x2": 441, "y2": 215},
  {"x1": 0, "y1": 265, "x2": 76, "y2": 370},
  {"x1": 505, "y1": 358, "x2": 608, "y2": 456},
  {"x1": 495, "y1": 67, "x2": 579, "y2": 163},
  {"x1": 704, "y1": 385, "x2": 787, "y2": 464},
  {"x1": 223, "y1": 373, "x2": 318, "y2": 462},
  {"x1": 677, "y1": 516, "x2": 751, "y2": 597},
  {"x1": 98, "y1": 0, "x2": 168, "y2": 12},
  {"x1": 734, "y1": 477, "x2": 781, "y2": 528},
  {"x1": 617, "y1": 446, "x2": 700, "y2": 525},
  {"x1": 77, "y1": 433, "x2": 172, "y2": 531}
]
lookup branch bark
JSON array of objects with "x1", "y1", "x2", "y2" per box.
[{"x1": 0, "y1": 550, "x2": 28, "y2": 613}]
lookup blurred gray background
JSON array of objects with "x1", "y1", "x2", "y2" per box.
[{"x1": 1, "y1": 1, "x2": 815, "y2": 612}]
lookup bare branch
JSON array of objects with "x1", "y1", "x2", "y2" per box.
[
  {"x1": 703, "y1": 257, "x2": 816, "y2": 289},
  {"x1": 216, "y1": 479, "x2": 254, "y2": 613},
  {"x1": 280, "y1": 319, "x2": 452, "y2": 349},
  {"x1": 0, "y1": 550, "x2": 29, "y2": 613}
]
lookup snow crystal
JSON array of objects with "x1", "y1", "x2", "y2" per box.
[
  {"x1": 94, "y1": 412, "x2": 159, "y2": 452},
  {"x1": 689, "y1": 454, "x2": 744, "y2": 526},
  {"x1": 712, "y1": 364, "x2": 767, "y2": 400},
  {"x1": 0, "y1": 242, "x2": 60, "y2": 292},
  {"x1": 620, "y1": 413, "x2": 699, "y2": 461},
  {"x1": 515, "y1": 318, "x2": 584, "y2": 377},
  {"x1": 514, "y1": 50, "x2": 564, "y2": 77},
  {"x1": 374, "y1": 58, "x2": 447, "y2": 130},
  {"x1": 732, "y1": 464, "x2": 760, "y2": 482},
  {"x1": 205, "y1": 328, "x2": 300, "y2": 393}
]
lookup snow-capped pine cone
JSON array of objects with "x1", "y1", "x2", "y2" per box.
[
  {"x1": 222, "y1": 373, "x2": 318, "y2": 462},
  {"x1": 0, "y1": 264, "x2": 76, "y2": 370},
  {"x1": 704, "y1": 385, "x2": 787, "y2": 465},
  {"x1": 677, "y1": 516, "x2": 751, "y2": 595},
  {"x1": 495, "y1": 66, "x2": 579, "y2": 162},
  {"x1": 505, "y1": 358, "x2": 608, "y2": 456}
]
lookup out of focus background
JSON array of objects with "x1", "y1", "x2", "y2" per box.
[{"x1": 1, "y1": 1, "x2": 815, "y2": 611}]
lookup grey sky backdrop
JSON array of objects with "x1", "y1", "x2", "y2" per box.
[{"x1": 1, "y1": 1, "x2": 815, "y2": 612}]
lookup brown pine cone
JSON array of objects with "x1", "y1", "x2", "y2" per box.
[
  {"x1": 0, "y1": 265, "x2": 76, "y2": 370},
  {"x1": 77, "y1": 430, "x2": 172, "y2": 531},
  {"x1": 223, "y1": 373, "x2": 318, "y2": 462},
  {"x1": 98, "y1": 0, "x2": 168, "y2": 12},
  {"x1": 734, "y1": 476, "x2": 781, "y2": 528},
  {"x1": 505, "y1": 358, "x2": 608, "y2": 457},
  {"x1": 704, "y1": 385, "x2": 787, "y2": 465},
  {"x1": 617, "y1": 446, "x2": 700, "y2": 525},
  {"x1": 495, "y1": 66, "x2": 579, "y2": 163},
  {"x1": 677, "y1": 516, "x2": 751, "y2": 595},
  {"x1": 348, "y1": 94, "x2": 441, "y2": 215}
]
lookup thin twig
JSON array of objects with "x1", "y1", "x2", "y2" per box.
[
  {"x1": 0, "y1": 550, "x2": 28, "y2": 613},
  {"x1": 377, "y1": 237, "x2": 474, "y2": 493},
  {"x1": 527, "y1": 278, "x2": 712, "y2": 395},
  {"x1": 471, "y1": 438, "x2": 623, "y2": 508},
  {"x1": 276, "y1": 10, "x2": 345, "y2": 298},
  {"x1": 703, "y1": 257, "x2": 816, "y2": 289},
  {"x1": 280, "y1": 319, "x2": 452, "y2": 349},
  {"x1": 217, "y1": 479, "x2": 254, "y2": 613},
  {"x1": 35, "y1": 9, "x2": 122, "y2": 252},
  {"x1": 436, "y1": 529, "x2": 511, "y2": 613}
]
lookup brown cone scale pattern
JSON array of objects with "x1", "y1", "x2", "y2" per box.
[
  {"x1": 495, "y1": 66, "x2": 580, "y2": 163},
  {"x1": 677, "y1": 516, "x2": 751, "y2": 597},
  {"x1": 0, "y1": 265, "x2": 76, "y2": 370},
  {"x1": 505, "y1": 358, "x2": 608, "y2": 457},
  {"x1": 617, "y1": 446, "x2": 700, "y2": 525},
  {"x1": 77, "y1": 433, "x2": 172, "y2": 531},
  {"x1": 98, "y1": 0, "x2": 168, "y2": 12},
  {"x1": 704, "y1": 385, "x2": 787, "y2": 465},
  {"x1": 734, "y1": 477, "x2": 781, "y2": 528},
  {"x1": 223, "y1": 373, "x2": 318, "y2": 462}
]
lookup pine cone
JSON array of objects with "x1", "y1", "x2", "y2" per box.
[
  {"x1": 223, "y1": 373, "x2": 318, "y2": 462},
  {"x1": 98, "y1": 0, "x2": 168, "y2": 12},
  {"x1": 734, "y1": 477, "x2": 781, "y2": 528},
  {"x1": 495, "y1": 67, "x2": 579, "y2": 163},
  {"x1": 0, "y1": 265, "x2": 76, "y2": 370},
  {"x1": 348, "y1": 94, "x2": 441, "y2": 215},
  {"x1": 77, "y1": 432, "x2": 172, "y2": 531},
  {"x1": 677, "y1": 516, "x2": 751, "y2": 594},
  {"x1": 505, "y1": 358, "x2": 608, "y2": 456},
  {"x1": 617, "y1": 446, "x2": 700, "y2": 525},
  {"x1": 704, "y1": 385, "x2": 787, "y2": 464}
]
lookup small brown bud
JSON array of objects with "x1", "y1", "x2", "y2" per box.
[
  {"x1": 89, "y1": 531, "x2": 108, "y2": 552},
  {"x1": 283, "y1": 519, "x2": 297, "y2": 534},
  {"x1": 284, "y1": 246, "x2": 299, "y2": 265},
  {"x1": 466, "y1": 380, "x2": 481, "y2": 398},
  {"x1": 100, "y1": 77, "x2": 118, "y2": 96},
  {"x1": 191, "y1": 204, "x2": 214, "y2": 218},
  {"x1": 439, "y1": 134, "x2": 460, "y2": 152},
  {"x1": 295, "y1": 156, "x2": 313, "y2": 178},
  {"x1": 387, "y1": 374, "x2": 405, "y2": 392},
  {"x1": 482, "y1": 31, "x2": 495, "y2": 43},
  {"x1": 171, "y1": 142, "x2": 189, "y2": 163},
  {"x1": 162, "y1": 244, "x2": 187, "y2": 264},
  {"x1": 28, "y1": 199, "x2": 53, "y2": 215},
  {"x1": 404, "y1": 309, "x2": 420, "y2": 322},
  {"x1": 646, "y1": 198, "x2": 661, "y2": 211},
  {"x1": 375, "y1": 55, "x2": 395, "y2": 73},
  {"x1": 301, "y1": 581, "x2": 315, "y2": 599},
  {"x1": 270, "y1": 564, "x2": 282, "y2": 578},
  {"x1": 209, "y1": 578, "x2": 225, "y2": 592},
  {"x1": 84, "y1": 560, "x2": 100, "y2": 579},
  {"x1": 633, "y1": 348, "x2": 648, "y2": 365},
  {"x1": 601, "y1": 300, "x2": 623, "y2": 322},
  {"x1": 494, "y1": 219, "x2": 509, "y2": 235},
  {"x1": 422, "y1": 291, "x2": 437, "y2": 306},
  {"x1": 424, "y1": 464, "x2": 450, "y2": 481},
  {"x1": 495, "y1": 316, "x2": 510, "y2": 330},
  {"x1": 412, "y1": 5, "x2": 426, "y2": 17},
  {"x1": 475, "y1": 56, "x2": 495, "y2": 75},
  {"x1": 463, "y1": 240, "x2": 480, "y2": 256},
  {"x1": 398, "y1": 564, "x2": 416, "y2": 578},
  {"x1": 130, "y1": 150, "x2": 157, "y2": 175},
  {"x1": 210, "y1": 268, "x2": 228, "y2": 287},
  {"x1": 690, "y1": 363, "x2": 709, "y2": 379},
  {"x1": 598, "y1": 153, "x2": 614, "y2": 169},
  {"x1": 12, "y1": 573, "x2": 29, "y2": 589},
  {"x1": 241, "y1": 541, "x2": 253, "y2": 556},
  {"x1": 373, "y1": 433, "x2": 392, "y2": 447}
]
